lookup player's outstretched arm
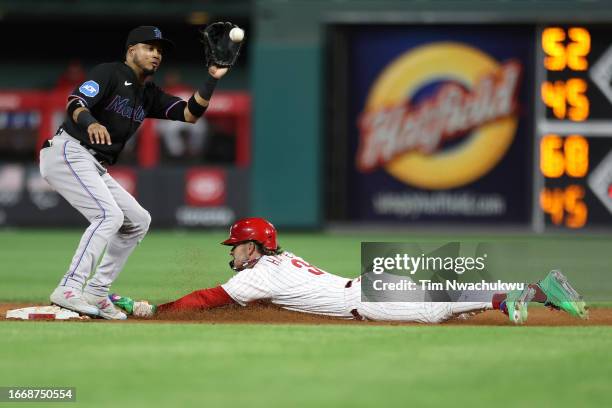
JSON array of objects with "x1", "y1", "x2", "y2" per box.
[
  {"x1": 183, "y1": 65, "x2": 228, "y2": 123},
  {"x1": 157, "y1": 285, "x2": 235, "y2": 313},
  {"x1": 111, "y1": 286, "x2": 235, "y2": 318},
  {"x1": 158, "y1": 22, "x2": 241, "y2": 124}
]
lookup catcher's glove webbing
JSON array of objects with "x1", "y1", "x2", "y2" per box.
[{"x1": 201, "y1": 22, "x2": 242, "y2": 68}]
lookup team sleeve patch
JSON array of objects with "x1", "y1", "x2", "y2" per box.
[{"x1": 79, "y1": 80, "x2": 100, "y2": 97}]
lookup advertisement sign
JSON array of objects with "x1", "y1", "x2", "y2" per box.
[
  {"x1": 0, "y1": 164, "x2": 249, "y2": 228},
  {"x1": 346, "y1": 25, "x2": 534, "y2": 223},
  {"x1": 185, "y1": 168, "x2": 226, "y2": 207}
]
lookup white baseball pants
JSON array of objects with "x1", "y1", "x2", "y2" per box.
[{"x1": 345, "y1": 279, "x2": 492, "y2": 323}]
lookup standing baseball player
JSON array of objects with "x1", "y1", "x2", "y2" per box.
[
  {"x1": 111, "y1": 218, "x2": 589, "y2": 324},
  {"x1": 40, "y1": 24, "x2": 242, "y2": 319}
]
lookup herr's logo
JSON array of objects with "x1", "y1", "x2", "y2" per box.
[
  {"x1": 104, "y1": 95, "x2": 145, "y2": 123},
  {"x1": 153, "y1": 28, "x2": 162, "y2": 39},
  {"x1": 79, "y1": 80, "x2": 100, "y2": 97},
  {"x1": 356, "y1": 42, "x2": 522, "y2": 189}
]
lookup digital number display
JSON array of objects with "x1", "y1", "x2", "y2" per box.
[
  {"x1": 541, "y1": 79, "x2": 589, "y2": 121},
  {"x1": 540, "y1": 134, "x2": 589, "y2": 178},
  {"x1": 542, "y1": 27, "x2": 590, "y2": 71},
  {"x1": 540, "y1": 185, "x2": 587, "y2": 229},
  {"x1": 541, "y1": 25, "x2": 612, "y2": 121},
  {"x1": 538, "y1": 25, "x2": 612, "y2": 230}
]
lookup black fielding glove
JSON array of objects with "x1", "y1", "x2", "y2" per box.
[{"x1": 201, "y1": 21, "x2": 243, "y2": 68}]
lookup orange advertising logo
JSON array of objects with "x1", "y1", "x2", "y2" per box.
[{"x1": 356, "y1": 43, "x2": 522, "y2": 189}]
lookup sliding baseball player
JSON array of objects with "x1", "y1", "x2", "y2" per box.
[{"x1": 111, "y1": 218, "x2": 588, "y2": 324}]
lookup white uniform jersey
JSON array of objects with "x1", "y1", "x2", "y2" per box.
[
  {"x1": 222, "y1": 251, "x2": 493, "y2": 323},
  {"x1": 222, "y1": 252, "x2": 353, "y2": 317}
]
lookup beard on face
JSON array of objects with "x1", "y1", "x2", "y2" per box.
[{"x1": 133, "y1": 53, "x2": 156, "y2": 76}]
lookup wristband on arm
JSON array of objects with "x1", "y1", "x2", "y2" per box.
[
  {"x1": 66, "y1": 97, "x2": 86, "y2": 119},
  {"x1": 199, "y1": 74, "x2": 218, "y2": 101},
  {"x1": 187, "y1": 74, "x2": 218, "y2": 118},
  {"x1": 187, "y1": 95, "x2": 206, "y2": 117},
  {"x1": 75, "y1": 109, "x2": 98, "y2": 130}
]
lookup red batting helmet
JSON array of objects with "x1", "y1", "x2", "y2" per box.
[{"x1": 221, "y1": 217, "x2": 278, "y2": 250}]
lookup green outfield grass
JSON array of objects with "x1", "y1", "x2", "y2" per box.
[
  {"x1": 1, "y1": 229, "x2": 612, "y2": 303},
  {"x1": 1, "y1": 323, "x2": 611, "y2": 407},
  {"x1": 1, "y1": 229, "x2": 611, "y2": 407}
]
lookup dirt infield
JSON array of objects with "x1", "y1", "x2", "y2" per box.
[{"x1": 1, "y1": 302, "x2": 612, "y2": 326}]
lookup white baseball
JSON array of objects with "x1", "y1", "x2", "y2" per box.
[{"x1": 229, "y1": 27, "x2": 245, "y2": 43}]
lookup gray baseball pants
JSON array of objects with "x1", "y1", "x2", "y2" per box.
[{"x1": 39, "y1": 130, "x2": 150, "y2": 296}]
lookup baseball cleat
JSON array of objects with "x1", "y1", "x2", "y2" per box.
[
  {"x1": 506, "y1": 287, "x2": 535, "y2": 325},
  {"x1": 83, "y1": 292, "x2": 127, "y2": 320},
  {"x1": 50, "y1": 286, "x2": 99, "y2": 316},
  {"x1": 538, "y1": 270, "x2": 588, "y2": 319}
]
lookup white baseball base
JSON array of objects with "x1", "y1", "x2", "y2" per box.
[{"x1": 6, "y1": 305, "x2": 89, "y2": 320}]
